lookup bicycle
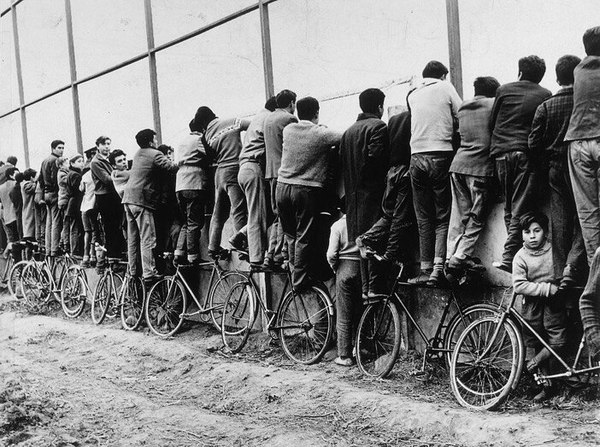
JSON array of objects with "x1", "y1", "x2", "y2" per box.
[
  {"x1": 60, "y1": 261, "x2": 94, "y2": 319},
  {"x1": 450, "y1": 288, "x2": 599, "y2": 411},
  {"x1": 2, "y1": 240, "x2": 38, "y2": 300},
  {"x1": 355, "y1": 263, "x2": 500, "y2": 378},
  {"x1": 145, "y1": 252, "x2": 248, "y2": 337},
  {"x1": 220, "y1": 256, "x2": 335, "y2": 365},
  {"x1": 91, "y1": 257, "x2": 126, "y2": 325}
]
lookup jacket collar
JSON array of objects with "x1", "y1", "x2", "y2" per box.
[{"x1": 357, "y1": 112, "x2": 380, "y2": 121}]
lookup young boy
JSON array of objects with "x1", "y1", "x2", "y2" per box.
[
  {"x1": 512, "y1": 212, "x2": 566, "y2": 401},
  {"x1": 56, "y1": 156, "x2": 70, "y2": 252},
  {"x1": 327, "y1": 210, "x2": 362, "y2": 367},
  {"x1": 65, "y1": 155, "x2": 84, "y2": 258}
]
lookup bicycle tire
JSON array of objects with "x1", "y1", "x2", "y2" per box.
[
  {"x1": 21, "y1": 263, "x2": 52, "y2": 312},
  {"x1": 120, "y1": 275, "x2": 146, "y2": 331},
  {"x1": 92, "y1": 273, "x2": 122, "y2": 325},
  {"x1": 8, "y1": 260, "x2": 28, "y2": 300},
  {"x1": 278, "y1": 286, "x2": 334, "y2": 365},
  {"x1": 450, "y1": 316, "x2": 524, "y2": 411},
  {"x1": 52, "y1": 256, "x2": 70, "y2": 288},
  {"x1": 145, "y1": 277, "x2": 187, "y2": 337},
  {"x1": 443, "y1": 302, "x2": 501, "y2": 369},
  {"x1": 221, "y1": 281, "x2": 256, "y2": 353},
  {"x1": 209, "y1": 271, "x2": 249, "y2": 331},
  {"x1": 356, "y1": 299, "x2": 402, "y2": 378},
  {"x1": 61, "y1": 266, "x2": 87, "y2": 318}
]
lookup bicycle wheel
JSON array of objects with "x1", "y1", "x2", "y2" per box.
[
  {"x1": 450, "y1": 316, "x2": 524, "y2": 411},
  {"x1": 8, "y1": 260, "x2": 28, "y2": 300},
  {"x1": 92, "y1": 273, "x2": 122, "y2": 324},
  {"x1": 120, "y1": 275, "x2": 146, "y2": 331},
  {"x1": 443, "y1": 302, "x2": 501, "y2": 368},
  {"x1": 21, "y1": 264, "x2": 51, "y2": 313},
  {"x1": 356, "y1": 299, "x2": 402, "y2": 378},
  {"x1": 1, "y1": 255, "x2": 14, "y2": 286},
  {"x1": 278, "y1": 287, "x2": 334, "y2": 364},
  {"x1": 61, "y1": 266, "x2": 87, "y2": 318},
  {"x1": 221, "y1": 281, "x2": 256, "y2": 353},
  {"x1": 145, "y1": 277, "x2": 186, "y2": 337},
  {"x1": 52, "y1": 256, "x2": 70, "y2": 288},
  {"x1": 209, "y1": 271, "x2": 249, "y2": 330}
]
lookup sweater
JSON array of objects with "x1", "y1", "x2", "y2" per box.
[
  {"x1": 278, "y1": 120, "x2": 342, "y2": 188},
  {"x1": 264, "y1": 108, "x2": 298, "y2": 179},
  {"x1": 111, "y1": 170, "x2": 129, "y2": 200},
  {"x1": 21, "y1": 180, "x2": 36, "y2": 238},
  {"x1": 90, "y1": 153, "x2": 116, "y2": 196},
  {"x1": 204, "y1": 117, "x2": 250, "y2": 168},
  {"x1": 512, "y1": 241, "x2": 554, "y2": 297},
  {"x1": 79, "y1": 170, "x2": 96, "y2": 212},
  {"x1": 326, "y1": 215, "x2": 360, "y2": 270},
  {"x1": 240, "y1": 108, "x2": 271, "y2": 166},
  {"x1": 57, "y1": 167, "x2": 70, "y2": 208}
]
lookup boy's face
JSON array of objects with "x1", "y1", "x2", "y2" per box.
[
  {"x1": 522, "y1": 222, "x2": 546, "y2": 249},
  {"x1": 113, "y1": 155, "x2": 127, "y2": 171},
  {"x1": 72, "y1": 158, "x2": 84, "y2": 170}
]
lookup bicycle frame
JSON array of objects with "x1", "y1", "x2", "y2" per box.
[{"x1": 170, "y1": 260, "x2": 223, "y2": 318}]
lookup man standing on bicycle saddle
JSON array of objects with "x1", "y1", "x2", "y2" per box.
[
  {"x1": 38, "y1": 140, "x2": 64, "y2": 257},
  {"x1": 122, "y1": 129, "x2": 178, "y2": 284},
  {"x1": 277, "y1": 96, "x2": 342, "y2": 292}
]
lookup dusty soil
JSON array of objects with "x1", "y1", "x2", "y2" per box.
[{"x1": 1, "y1": 292, "x2": 600, "y2": 447}]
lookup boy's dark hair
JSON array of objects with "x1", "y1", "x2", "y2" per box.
[
  {"x1": 135, "y1": 129, "x2": 156, "y2": 148},
  {"x1": 583, "y1": 26, "x2": 600, "y2": 56},
  {"x1": 193, "y1": 106, "x2": 216, "y2": 131},
  {"x1": 22, "y1": 168, "x2": 36, "y2": 180},
  {"x1": 296, "y1": 96, "x2": 320, "y2": 120},
  {"x1": 70, "y1": 154, "x2": 83, "y2": 165},
  {"x1": 265, "y1": 96, "x2": 277, "y2": 112},
  {"x1": 359, "y1": 88, "x2": 385, "y2": 114},
  {"x1": 519, "y1": 211, "x2": 549, "y2": 233},
  {"x1": 188, "y1": 119, "x2": 197, "y2": 132},
  {"x1": 275, "y1": 90, "x2": 297, "y2": 109},
  {"x1": 518, "y1": 55, "x2": 546, "y2": 83},
  {"x1": 6, "y1": 156, "x2": 17, "y2": 165},
  {"x1": 51, "y1": 139, "x2": 64, "y2": 150},
  {"x1": 422, "y1": 60, "x2": 449, "y2": 79},
  {"x1": 14, "y1": 172, "x2": 23, "y2": 183},
  {"x1": 157, "y1": 144, "x2": 172, "y2": 155},
  {"x1": 4, "y1": 166, "x2": 17, "y2": 179},
  {"x1": 474, "y1": 76, "x2": 500, "y2": 98},
  {"x1": 108, "y1": 149, "x2": 126, "y2": 166},
  {"x1": 95, "y1": 135, "x2": 110, "y2": 146},
  {"x1": 556, "y1": 55, "x2": 582, "y2": 86}
]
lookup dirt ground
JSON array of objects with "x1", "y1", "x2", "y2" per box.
[{"x1": 1, "y1": 292, "x2": 600, "y2": 447}]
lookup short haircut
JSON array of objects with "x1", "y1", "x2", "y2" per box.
[
  {"x1": 265, "y1": 96, "x2": 277, "y2": 112},
  {"x1": 275, "y1": 90, "x2": 297, "y2": 108},
  {"x1": 14, "y1": 172, "x2": 23, "y2": 183},
  {"x1": 22, "y1": 168, "x2": 36, "y2": 180},
  {"x1": 518, "y1": 55, "x2": 546, "y2": 83},
  {"x1": 422, "y1": 60, "x2": 449, "y2": 79},
  {"x1": 4, "y1": 166, "x2": 17, "y2": 179},
  {"x1": 96, "y1": 135, "x2": 111, "y2": 146},
  {"x1": 296, "y1": 96, "x2": 320, "y2": 120},
  {"x1": 473, "y1": 76, "x2": 500, "y2": 98},
  {"x1": 51, "y1": 139, "x2": 64, "y2": 150},
  {"x1": 135, "y1": 129, "x2": 156, "y2": 148},
  {"x1": 583, "y1": 26, "x2": 600, "y2": 56},
  {"x1": 6, "y1": 156, "x2": 17, "y2": 165},
  {"x1": 194, "y1": 106, "x2": 216, "y2": 130},
  {"x1": 556, "y1": 55, "x2": 582, "y2": 85},
  {"x1": 518, "y1": 211, "x2": 549, "y2": 233},
  {"x1": 157, "y1": 144, "x2": 172, "y2": 155},
  {"x1": 70, "y1": 154, "x2": 83, "y2": 165},
  {"x1": 108, "y1": 149, "x2": 126, "y2": 166},
  {"x1": 359, "y1": 88, "x2": 385, "y2": 114},
  {"x1": 188, "y1": 119, "x2": 197, "y2": 132},
  {"x1": 55, "y1": 156, "x2": 68, "y2": 168}
]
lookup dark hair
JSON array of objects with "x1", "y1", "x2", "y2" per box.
[
  {"x1": 188, "y1": 119, "x2": 197, "y2": 132},
  {"x1": 51, "y1": 139, "x2": 64, "y2": 150},
  {"x1": 422, "y1": 60, "x2": 449, "y2": 79},
  {"x1": 556, "y1": 55, "x2": 582, "y2": 86},
  {"x1": 6, "y1": 156, "x2": 17, "y2": 165},
  {"x1": 14, "y1": 172, "x2": 23, "y2": 183},
  {"x1": 108, "y1": 149, "x2": 126, "y2": 166},
  {"x1": 22, "y1": 168, "x2": 36, "y2": 180},
  {"x1": 95, "y1": 135, "x2": 111, "y2": 146},
  {"x1": 265, "y1": 96, "x2": 277, "y2": 112},
  {"x1": 84, "y1": 147, "x2": 97, "y2": 159},
  {"x1": 70, "y1": 154, "x2": 83, "y2": 165},
  {"x1": 296, "y1": 96, "x2": 320, "y2": 120},
  {"x1": 583, "y1": 26, "x2": 600, "y2": 56},
  {"x1": 4, "y1": 166, "x2": 17, "y2": 179},
  {"x1": 473, "y1": 76, "x2": 500, "y2": 98},
  {"x1": 359, "y1": 88, "x2": 385, "y2": 114},
  {"x1": 518, "y1": 55, "x2": 546, "y2": 83},
  {"x1": 193, "y1": 106, "x2": 216, "y2": 131},
  {"x1": 157, "y1": 144, "x2": 172, "y2": 155},
  {"x1": 135, "y1": 129, "x2": 156, "y2": 148},
  {"x1": 275, "y1": 90, "x2": 297, "y2": 109},
  {"x1": 518, "y1": 211, "x2": 549, "y2": 233}
]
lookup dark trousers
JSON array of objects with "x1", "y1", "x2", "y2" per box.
[
  {"x1": 208, "y1": 166, "x2": 247, "y2": 252},
  {"x1": 176, "y1": 190, "x2": 207, "y2": 262},
  {"x1": 66, "y1": 215, "x2": 83, "y2": 257},
  {"x1": 266, "y1": 178, "x2": 286, "y2": 263},
  {"x1": 522, "y1": 295, "x2": 567, "y2": 353},
  {"x1": 410, "y1": 153, "x2": 452, "y2": 269},
  {"x1": 580, "y1": 247, "x2": 600, "y2": 358},
  {"x1": 495, "y1": 151, "x2": 539, "y2": 265},
  {"x1": 335, "y1": 259, "x2": 362, "y2": 358},
  {"x1": 549, "y1": 163, "x2": 587, "y2": 281},
  {"x1": 276, "y1": 182, "x2": 320, "y2": 290},
  {"x1": 35, "y1": 203, "x2": 46, "y2": 247},
  {"x1": 96, "y1": 192, "x2": 125, "y2": 259}
]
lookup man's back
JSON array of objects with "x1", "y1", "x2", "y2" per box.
[
  {"x1": 204, "y1": 117, "x2": 248, "y2": 167},
  {"x1": 123, "y1": 148, "x2": 176, "y2": 210},
  {"x1": 566, "y1": 55, "x2": 600, "y2": 142},
  {"x1": 490, "y1": 80, "x2": 551, "y2": 156},
  {"x1": 264, "y1": 108, "x2": 298, "y2": 179},
  {"x1": 40, "y1": 154, "x2": 58, "y2": 194}
]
